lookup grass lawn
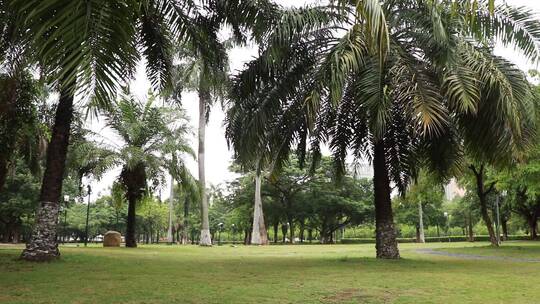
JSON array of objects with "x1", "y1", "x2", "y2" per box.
[
  {"x1": 1, "y1": 241, "x2": 540, "y2": 304},
  {"x1": 434, "y1": 241, "x2": 540, "y2": 259}
]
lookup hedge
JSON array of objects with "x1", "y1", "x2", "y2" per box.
[{"x1": 340, "y1": 235, "x2": 532, "y2": 244}]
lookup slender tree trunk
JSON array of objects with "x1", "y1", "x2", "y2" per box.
[
  {"x1": 288, "y1": 217, "x2": 294, "y2": 244},
  {"x1": 468, "y1": 214, "x2": 474, "y2": 242},
  {"x1": 501, "y1": 220, "x2": 508, "y2": 241},
  {"x1": 281, "y1": 224, "x2": 287, "y2": 243},
  {"x1": 122, "y1": 163, "x2": 146, "y2": 248},
  {"x1": 299, "y1": 219, "x2": 305, "y2": 243},
  {"x1": 470, "y1": 165, "x2": 498, "y2": 246},
  {"x1": 320, "y1": 221, "x2": 327, "y2": 244},
  {"x1": 243, "y1": 229, "x2": 249, "y2": 245},
  {"x1": 167, "y1": 175, "x2": 174, "y2": 244},
  {"x1": 479, "y1": 197, "x2": 497, "y2": 245},
  {"x1": 251, "y1": 168, "x2": 268, "y2": 245},
  {"x1": 0, "y1": 156, "x2": 8, "y2": 193},
  {"x1": 373, "y1": 140, "x2": 400, "y2": 259},
  {"x1": 417, "y1": 201, "x2": 425, "y2": 243},
  {"x1": 182, "y1": 196, "x2": 189, "y2": 244},
  {"x1": 2, "y1": 222, "x2": 11, "y2": 243},
  {"x1": 12, "y1": 227, "x2": 20, "y2": 244},
  {"x1": 21, "y1": 86, "x2": 74, "y2": 261},
  {"x1": 273, "y1": 221, "x2": 278, "y2": 243},
  {"x1": 528, "y1": 217, "x2": 538, "y2": 240},
  {"x1": 198, "y1": 89, "x2": 212, "y2": 246}
]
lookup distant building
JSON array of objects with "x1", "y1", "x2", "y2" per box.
[
  {"x1": 351, "y1": 162, "x2": 373, "y2": 179},
  {"x1": 444, "y1": 178, "x2": 466, "y2": 201}
]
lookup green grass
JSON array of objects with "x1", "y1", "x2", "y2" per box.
[
  {"x1": 435, "y1": 241, "x2": 540, "y2": 259},
  {"x1": 1, "y1": 241, "x2": 540, "y2": 303}
]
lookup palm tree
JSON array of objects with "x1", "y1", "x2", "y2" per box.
[
  {"x1": 100, "y1": 91, "x2": 193, "y2": 247},
  {"x1": 227, "y1": 0, "x2": 540, "y2": 258},
  {"x1": 171, "y1": 29, "x2": 230, "y2": 246}
]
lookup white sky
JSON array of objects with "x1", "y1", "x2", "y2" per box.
[{"x1": 85, "y1": 0, "x2": 540, "y2": 201}]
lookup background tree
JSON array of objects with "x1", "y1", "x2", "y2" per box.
[
  {"x1": 450, "y1": 192, "x2": 481, "y2": 241},
  {"x1": 395, "y1": 171, "x2": 445, "y2": 243}
]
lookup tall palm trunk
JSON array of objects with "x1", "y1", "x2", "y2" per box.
[
  {"x1": 251, "y1": 167, "x2": 268, "y2": 245},
  {"x1": 121, "y1": 163, "x2": 146, "y2": 248},
  {"x1": 182, "y1": 196, "x2": 189, "y2": 244},
  {"x1": 21, "y1": 86, "x2": 74, "y2": 261},
  {"x1": 417, "y1": 201, "x2": 425, "y2": 243},
  {"x1": 373, "y1": 139, "x2": 400, "y2": 259},
  {"x1": 167, "y1": 175, "x2": 174, "y2": 244},
  {"x1": 198, "y1": 88, "x2": 212, "y2": 246}
]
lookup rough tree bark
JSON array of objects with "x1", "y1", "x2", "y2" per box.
[
  {"x1": 21, "y1": 86, "x2": 74, "y2": 261},
  {"x1": 373, "y1": 139, "x2": 400, "y2": 259},
  {"x1": 250, "y1": 168, "x2": 268, "y2": 245},
  {"x1": 470, "y1": 164, "x2": 498, "y2": 247},
  {"x1": 121, "y1": 163, "x2": 147, "y2": 248},
  {"x1": 198, "y1": 88, "x2": 212, "y2": 246}
]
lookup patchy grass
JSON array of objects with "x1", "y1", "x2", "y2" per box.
[
  {"x1": 1, "y1": 241, "x2": 539, "y2": 303},
  {"x1": 434, "y1": 240, "x2": 540, "y2": 259}
]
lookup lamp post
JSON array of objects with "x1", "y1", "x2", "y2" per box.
[
  {"x1": 84, "y1": 185, "x2": 92, "y2": 247},
  {"x1": 218, "y1": 222, "x2": 223, "y2": 246},
  {"x1": 167, "y1": 175, "x2": 174, "y2": 244},
  {"x1": 286, "y1": 222, "x2": 291, "y2": 243},
  {"x1": 444, "y1": 212, "x2": 450, "y2": 243},
  {"x1": 231, "y1": 224, "x2": 236, "y2": 244},
  {"x1": 63, "y1": 195, "x2": 70, "y2": 243}
]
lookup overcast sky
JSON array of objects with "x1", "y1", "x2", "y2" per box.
[{"x1": 85, "y1": 0, "x2": 540, "y2": 201}]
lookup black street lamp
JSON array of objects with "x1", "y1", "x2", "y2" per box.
[
  {"x1": 84, "y1": 185, "x2": 92, "y2": 247},
  {"x1": 231, "y1": 224, "x2": 236, "y2": 245}
]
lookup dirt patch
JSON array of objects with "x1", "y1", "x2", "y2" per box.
[
  {"x1": 323, "y1": 288, "x2": 364, "y2": 303},
  {"x1": 322, "y1": 288, "x2": 398, "y2": 304}
]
